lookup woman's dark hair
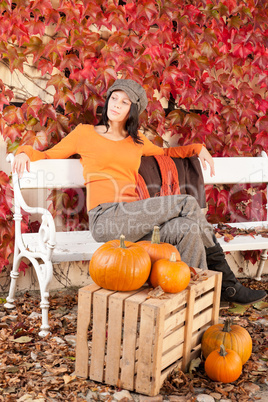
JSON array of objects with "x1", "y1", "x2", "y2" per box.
[{"x1": 98, "y1": 92, "x2": 144, "y2": 145}]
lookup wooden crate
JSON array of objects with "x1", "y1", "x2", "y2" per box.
[{"x1": 75, "y1": 269, "x2": 222, "y2": 396}]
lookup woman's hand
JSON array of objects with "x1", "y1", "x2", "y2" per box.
[
  {"x1": 198, "y1": 146, "x2": 215, "y2": 177},
  {"x1": 12, "y1": 153, "x2": 30, "y2": 179}
]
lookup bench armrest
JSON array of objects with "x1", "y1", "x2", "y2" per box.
[{"x1": 7, "y1": 154, "x2": 56, "y2": 260}]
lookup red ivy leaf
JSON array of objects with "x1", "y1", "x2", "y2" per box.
[
  {"x1": 37, "y1": 59, "x2": 53, "y2": 76},
  {"x1": 47, "y1": 74, "x2": 71, "y2": 90},
  {"x1": 3, "y1": 105, "x2": 24, "y2": 125},
  {"x1": 0, "y1": 171, "x2": 10, "y2": 187},
  {"x1": 0, "y1": 256, "x2": 9, "y2": 272},
  {"x1": 43, "y1": 37, "x2": 72, "y2": 62},
  {"x1": 3, "y1": 125, "x2": 23, "y2": 142},
  {"x1": 18, "y1": 260, "x2": 29, "y2": 274},
  {"x1": 29, "y1": 0, "x2": 53, "y2": 16},
  {"x1": 255, "y1": 116, "x2": 268, "y2": 132},
  {"x1": 38, "y1": 104, "x2": 57, "y2": 126},
  {"x1": 23, "y1": 36, "x2": 45, "y2": 63},
  {"x1": 54, "y1": 88, "x2": 76, "y2": 109},
  {"x1": 0, "y1": 93, "x2": 10, "y2": 112},
  {"x1": 20, "y1": 130, "x2": 48, "y2": 150},
  {"x1": 24, "y1": 20, "x2": 46, "y2": 36},
  {"x1": 23, "y1": 97, "x2": 43, "y2": 119},
  {"x1": 253, "y1": 131, "x2": 268, "y2": 150}
]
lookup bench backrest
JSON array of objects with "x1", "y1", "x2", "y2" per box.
[
  {"x1": 201, "y1": 152, "x2": 268, "y2": 185},
  {"x1": 8, "y1": 152, "x2": 268, "y2": 189},
  {"x1": 7, "y1": 155, "x2": 85, "y2": 189}
]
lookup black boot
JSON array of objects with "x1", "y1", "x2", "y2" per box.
[{"x1": 206, "y1": 242, "x2": 267, "y2": 305}]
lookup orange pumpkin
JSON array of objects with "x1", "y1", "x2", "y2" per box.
[
  {"x1": 150, "y1": 252, "x2": 190, "y2": 293},
  {"x1": 137, "y1": 225, "x2": 181, "y2": 264},
  {"x1": 89, "y1": 235, "x2": 151, "y2": 291},
  {"x1": 201, "y1": 318, "x2": 252, "y2": 365},
  {"x1": 205, "y1": 344, "x2": 242, "y2": 383}
]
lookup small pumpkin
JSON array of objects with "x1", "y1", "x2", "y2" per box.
[
  {"x1": 150, "y1": 252, "x2": 190, "y2": 293},
  {"x1": 205, "y1": 344, "x2": 242, "y2": 383},
  {"x1": 89, "y1": 235, "x2": 151, "y2": 291},
  {"x1": 201, "y1": 318, "x2": 252, "y2": 365},
  {"x1": 137, "y1": 226, "x2": 181, "y2": 264}
]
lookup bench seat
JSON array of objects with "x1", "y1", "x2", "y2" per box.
[
  {"x1": 215, "y1": 221, "x2": 268, "y2": 252},
  {"x1": 22, "y1": 231, "x2": 104, "y2": 263}
]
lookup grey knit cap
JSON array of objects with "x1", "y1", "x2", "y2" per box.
[{"x1": 107, "y1": 79, "x2": 148, "y2": 114}]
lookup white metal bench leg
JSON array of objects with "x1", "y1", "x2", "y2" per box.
[
  {"x1": 33, "y1": 261, "x2": 53, "y2": 337},
  {"x1": 4, "y1": 242, "x2": 20, "y2": 309},
  {"x1": 39, "y1": 290, "x2": 51, "y2": 337},
  {"x1": 255, "y1": 249, "x2": 268, "y2": 281}
]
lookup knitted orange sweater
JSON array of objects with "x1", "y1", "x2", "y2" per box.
[{"x1": 16, "y1": 124, "x2": 203, "y2": 210}]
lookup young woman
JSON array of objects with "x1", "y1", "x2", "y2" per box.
[{"x1": 13, "y1": 79, "x2": 266, "y2": 305}]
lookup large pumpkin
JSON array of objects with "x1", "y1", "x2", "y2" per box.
[
  {"x1": 89, "y1": 235, "x2": 151, "y2": 291},
  {"x1": 201, "y1": 318, "x2": 252, "y2": 365},
  {"x1": 150, "y1": 252, "x2": 190, "y2": 293},
  {"x1": 137, "y1": 226, "x2": 181, "y2": 264},
  {"x1": 205, "y1": 344, "x2": 242, "y2": 383}
]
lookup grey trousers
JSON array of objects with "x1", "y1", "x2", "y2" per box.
[{"x1": 88, "y1": 195, "x2": 215, "y2": 269}]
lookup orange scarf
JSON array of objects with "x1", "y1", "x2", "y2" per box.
[{"x1": 136, "y1": 155, "x2": 180, "y2": 200}]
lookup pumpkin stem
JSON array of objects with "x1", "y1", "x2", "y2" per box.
[
  {"x1": 119, "y1": 234, "x2": 126, "y2": 248},
  {"x1": 223, "y1": 318, "x2": 233, "y2": 333},
  {"x1": 219, "y1": 344, "x2": 228, "y2": 357},
  {"x1": 151, "y1": 226, "x2": 160, "y2": 244},
  {"x1": 169, "y1": 252, "x2": 177, "y2": 262}
]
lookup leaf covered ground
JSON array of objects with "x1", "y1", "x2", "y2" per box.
[{"x1": 0, "y1": 277, "x2": 267, "y2": 402}]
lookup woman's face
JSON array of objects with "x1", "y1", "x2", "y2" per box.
[{"x1": 107, "y1": 90, "x2": 132, "y2": 123}]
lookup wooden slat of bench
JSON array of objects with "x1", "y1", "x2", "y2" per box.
[
  {"x1": 201, "y1": 157, "x2": 268, "y2": 184},
  {"x1": 22, "y1": 231, "x2": 104, "y2": 262},
  {"x1": 19, "y1": 159, "x2": 86, "y2": 189}
]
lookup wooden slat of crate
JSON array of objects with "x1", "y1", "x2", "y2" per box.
[
  {"x1": 181, "y1": 286, "x2": 196, "y2": 372},
  {"x1": 193, "y1": 291, "x2": 214, "y2": 315},
  {"x1": 75, "y1": 282, "x2": 100, "y2": 378},
  {"x1": 120, "y1": 289, "x2": 150, "y2": 390},
  {"x1": 159, "y1": 344, "x2": 202, "y2": 386},
  {"x1": 90, "y1": 288, "x2": 116, "y2": 381},
  {"x1": 161, "y1": 342, "x2": 184, "y2": 370},
  {"x1": 191, "y1": 325, "x2": 210, "y2": 349},
  {"x1": 212, "y1": 271, "x2": 222, "y2": 323},
  {"x1": 162, "y1": 324, "x2": 184, "y2": 354},
  {"x1": 135, "y1": 303, "x2": 156, "y2": 394},
  {"x1": 192, "y1": 307, "x2": 213, "y2": 333},
  {"x1": 164, "y1": 305, "x2": 187, "y2": 335},
  {"x1": 105, "y1": 290, "x2": 139, "y2": 386},
  {"x1": 143, "y1": 298, "x2": 166, "y2": 396},
  {"x1": 158, "y1": 291, "x2": 188, "y2": 317},
  {"x1": 193, "y1": 272, "x2": 218, "y2": 298}
]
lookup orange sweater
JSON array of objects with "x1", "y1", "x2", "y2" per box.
[{"x1": 16, "y1": 124, "x2": 203, "y2": 210}]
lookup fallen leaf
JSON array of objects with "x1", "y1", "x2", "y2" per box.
[
  {"x1": 63, "y1": 374, "x2": 76, "y2": 384},
  {"x1": 146, "y1": 286, "x2": 170, "y2": 299},
  {"x1": 189, "y1": 267, "x2": 197, "y2": 275},
  {"x1": 253, "y1": 301, "x2": 268, "y2": 311},
  {"x1": 43, "y1": 364, "x2": 68, "y2": 375},
  {"x1": 11, "y1": 336, "x2": 33, "y2": 343},
  {"x1": 228, "y1": 304, "x2": 249, "y2": 315},
  {"x1": 189, "y1": 357, "x2": 201, "y2": 374},
  {"x1": 5, "y1": 366, "x2": 20, "y2": 373}
]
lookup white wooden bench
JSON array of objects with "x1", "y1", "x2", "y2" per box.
[{"x1": 4, "y1": 151, "x2": 268, "y2": 336}]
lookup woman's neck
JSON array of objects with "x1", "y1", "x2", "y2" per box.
[{"x1": 107, "y1": 120, "x2": 128, "y2": 139}]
